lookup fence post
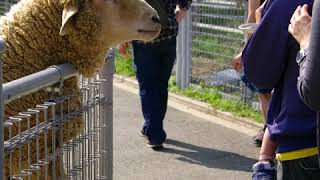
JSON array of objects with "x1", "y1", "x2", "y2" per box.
[
  {"x1": 99, "y1": 48, "x2": 114, "y2": 180},
  {"x1": 176, "y1": 8, "x2": 192, "y2": 89},
  {"x1": 0, "y1": 38, "x2": 6, "y2": 179}
]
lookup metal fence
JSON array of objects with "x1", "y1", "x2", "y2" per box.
[
  {"x1": 0, "y1": 1, "x2": 114, "y2": 179},
  {"x1": 0, "y1": 43, "x2": 115, "y2": 180},
  {"x1": 177, "y1": 0, "x2": 261, "y2": 110}
]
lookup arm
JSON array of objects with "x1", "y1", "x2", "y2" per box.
[
  {"x1": 241, "y1": 0, "x2": 311, "y2": 89},
  {"x1": 290, "y1": 2, "x2": 320, "y2": 110},
  {"x1": 247, "y1": 0, "x2": 261, "y2": 23},
  {"x1": 175, "y1": 0, "x2": 192, "y2": 23}
]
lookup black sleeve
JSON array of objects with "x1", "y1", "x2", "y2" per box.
[{"x1": 297, "y1": 0, "x2": 320, "y2": 111}]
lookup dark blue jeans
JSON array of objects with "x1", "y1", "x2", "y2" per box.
[
  {"x1": 132, "y1": 38, "x2": 176, "y2": 145},
  {"x1": 277, "y1": 155, "x2": 320, "y2": 180}
]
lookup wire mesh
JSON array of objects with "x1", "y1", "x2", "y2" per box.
[
  {"x1": 189, "y1": 0, "x2": 259, "y2": 109},
  {"x1": 3, "y1": 75, "x2": 110, "y2": 180}
]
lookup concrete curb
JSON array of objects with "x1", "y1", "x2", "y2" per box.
[{"x1": 114, "y1": 74, "x2": 264, "y2": 130}]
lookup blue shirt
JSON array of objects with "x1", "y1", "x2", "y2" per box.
[{"x1": 242, "y1": 0, "x2": 317, "y2": 154}]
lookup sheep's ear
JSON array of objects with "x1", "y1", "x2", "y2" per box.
[{"x1": 60, "y1": 0, "x2": 80, "y2": 36}]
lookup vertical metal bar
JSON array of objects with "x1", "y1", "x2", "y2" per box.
[
  {"x1": 186, "y1": 8, "x2": 192, "y2": 87},
  {"x1": 9, "y1": 123, "x2": 12, "y2": 179},
  {"x1": 99, "y1": 49, "x2": 114, "y2": 180},
  {"x1": 66, "y1": 98, "x2": 71, "y2": 179},
  {"x1": 43, "y1": 106, "x2": 49, "y2": 180},
  {"x1": 177, "y1": 9, "x2": 191, "y2": 89},
  {"x1": 34, "y1": 110, "x2": 40, "y2": 180},
  {"x1": 181, "y1": 14, "x2": 187, "y2": 89},
  {"x1": 0, "y1": 38, "x2": 5, "y2": 180},
  {"x1": 176, "y1": 21, "x2": 183, "y2": 89},
  {"x1": 88, "y1": 81, "x2": 92, "y2": 180},
  {"x1": 59, "y1": 99, "x2": 64, "y2": 180},
  {"x1": 44, "y1": 102, "x2": 57, "y2": 180},
  {"x1": 36, "y1": 104, "x2": 49, "y2": 180},
  {"x1": 84, "y1": 86, "x2": 88, "y2": 180}
]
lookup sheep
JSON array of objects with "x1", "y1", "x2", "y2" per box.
[{"x1": 0, "y1": 0, "x2": 161, "y2": 178}]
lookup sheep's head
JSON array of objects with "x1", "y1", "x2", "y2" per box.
[{"x1": 60, "y1": 0, "x2": 162, "y2": 44}]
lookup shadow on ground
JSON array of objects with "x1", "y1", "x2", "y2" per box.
[{"x1": 162, "y1": 139, "x2": 257, "y2": 172}]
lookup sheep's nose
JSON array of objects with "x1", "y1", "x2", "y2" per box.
[{"x1": 152, "y1": 15, "x2": 160, "y2": 24}]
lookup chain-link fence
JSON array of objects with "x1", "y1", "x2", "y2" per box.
[{"x1": 177, "y1": 0, "x2": 260, "y2": 110}]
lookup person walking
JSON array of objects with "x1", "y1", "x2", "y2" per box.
[{"x1": 120, "y1": 0, "x2": 192, "y2": 150}]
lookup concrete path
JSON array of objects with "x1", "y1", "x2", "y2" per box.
[{"x1": 114, "y1": 81, "x2": 260, "y2": 180}]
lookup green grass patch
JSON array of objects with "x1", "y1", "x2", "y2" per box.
[
  {"x1": 114, "y1": 53, "x2": 135, "y2": 77},
  {"x1": 168, "y1": 77, "x2": 264, "y2": 123}
]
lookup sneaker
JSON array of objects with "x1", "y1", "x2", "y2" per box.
[
  {"x1": 146, "y1": 142, "x2": 164, "y2": 151},
  {"x1": 253, "y1": 128, "x2": 265, "y2": 147},
  {"x1": 252, "y1": 161, "x2": 276, "y2": 180},
  {"x1": 139, "y1": 129, "x2": 147, "y2": 139},
  {"x1": 140, "y1": 129, "x2": 164, "y2": 150}
]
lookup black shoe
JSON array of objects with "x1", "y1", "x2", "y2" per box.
[
  {"x1": 147, "y1": 142, "x2": 164, "y2": 151},
  {"x1": 253, "y1": 128, "x2": 265, "y2": 147},
  {"x1": 139, "y1": 129, "x2": 147, "y2": 139}
]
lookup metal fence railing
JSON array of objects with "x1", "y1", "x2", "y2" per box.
[
  {"x1": 0, "y1": 39, "x2": 114, "y2": 180},
  {"x1": 0, "y1": 1, "x2": 114, "y2": 179},
  {"x1": 177, "y1": 0, "x2": 261, "y2": 110}
]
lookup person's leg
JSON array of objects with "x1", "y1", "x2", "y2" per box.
[
  {"x1": 253, "y1": 92, "x2": 272, "y2": 146},
  {"x1": 259, "y1": 128, "x2": 277, "y2": 161},
  {"x1": 132, "y1": 42, "x2": 166, "y2": 145},
  {"x1": 278, "y1": 155, "x2": 320, "y2": 180},
  {"x1": 158, "y1": 38, "x2": 177, "y2": 121},
  {"x1": 259, "y1": 93, "x2": 272, "y2": 119},
  {"x1": 252, "y1": 129, "x2": 277, "y2": 180}
]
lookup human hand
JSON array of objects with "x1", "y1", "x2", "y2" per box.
[
  {"x1": 232, "y1": 52, "x2": 242, "y2": 73},
  {"x1": 288, "y1": 4, "x2": 311, "y2": 49},
  {"x1": 175, "y1": 6, "x2": 188, "y2": 23}
]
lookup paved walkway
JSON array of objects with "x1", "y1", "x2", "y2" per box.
[{"x1": 114, "y1": 81, "x2": 260, "y2": 180}]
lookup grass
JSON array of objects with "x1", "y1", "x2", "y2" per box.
[
  {"x1": 168, "y1": 78, "x2": 263, "y2": 123},
  {"x1": 115, "y1": 54, "x2": 264, "y2": 123},
  {"x1": 192, "y1": 34, "x2": 242, "y2": 67},
  {"x1": 114, "y1": 52, "x2": 135, "y2": 77}
]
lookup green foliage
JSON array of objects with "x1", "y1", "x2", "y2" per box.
[
  {"x1": 114, "y1": 53, "x2": 135, "y2": 77},
  {"x1": 168, "y1": 77, "x2": 264, "y2": 123}
]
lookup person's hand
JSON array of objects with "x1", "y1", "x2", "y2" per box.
[
  {"x1": 175, "y1": 6, "x2": 188, "y2": 23},
  {"x1": 118, "y1": 42, "x2": 130, "y2": 59},
  {"x1": 232, "y1": 52, "x2": 242, "y2": 73},
  {"x1": 288, "y1": 4, "x2": 311, "y2": 49},
  {"x1": 255, "y1": 1, "x2": 267, "y2": 24}
]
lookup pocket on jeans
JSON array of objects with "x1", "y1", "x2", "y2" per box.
[{"x1": 298, "y1": 156, "x2": 320, "y2": 171}]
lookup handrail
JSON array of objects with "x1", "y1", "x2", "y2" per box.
[{"x1": 3, "y1": 64, "x2": 78, "y2": 104}]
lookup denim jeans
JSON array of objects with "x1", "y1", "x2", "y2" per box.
[
  {"x1": 132, "y1": 38, "x2": 176, "y2": 145},
  {"x1": 277, "y1": 155, "x2": 320, "y2": 180}
]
